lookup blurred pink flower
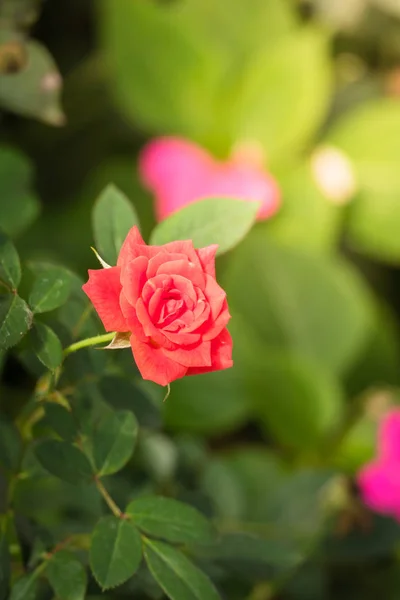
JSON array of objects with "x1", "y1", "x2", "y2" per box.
[
  {"x1": 138, "y1": 137, "x2": 281, "y2": 221},
  {"x1": 357, "y1": 409, "x2": 400, "y2": 520}
]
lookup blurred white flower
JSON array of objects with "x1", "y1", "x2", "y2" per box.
[{"x1": 311, "y1": 146, "x2": 357, "y2": 205}]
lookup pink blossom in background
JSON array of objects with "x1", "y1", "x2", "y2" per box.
[
  {"x1": 357, "y1": 409, "x2": 400, "y2": 521},
  {"x1": 138, "y1": 137, "x2": 281, "y2": 221}
]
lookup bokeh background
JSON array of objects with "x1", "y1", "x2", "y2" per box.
[{"x1": 3, "y1": 0, "x2": 400, "y2": 598}]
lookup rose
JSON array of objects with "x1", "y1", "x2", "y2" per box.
[
  {"x1": 139, "y1": 137, "x2": 280, "y2": 221},
  {"x1": 82, "y1": 226, "x2": 233, "y2": 386}
]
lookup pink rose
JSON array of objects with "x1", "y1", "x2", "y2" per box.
[
  {"x1": 82, "y1": 227, "x2": 233, "y2": 386},
  {"x1": 357, "y1": 409, "x2": 400, "y2": 520},
  {"x1": 139, "y1": 137, "x2": 280, "y2": 221}
]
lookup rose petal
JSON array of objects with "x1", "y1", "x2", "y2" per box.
[
  {"x1": 187, "y1": 329, "x2": 233, "y2": 375},
  {"x1": 117, "y1": 225, "x2": 153, "y2": 267},
  {"x1": 147, "y1": 251, "x2": 188, "y2": 279},
  {"x1": 135, "y1": 298, "x2": 174, "y2": 349},
  {"x1": 120, "y1": 255, "x2": 149, "y2": 305},
  {"x1": 162, "y1": 330, "x2": 201, "y2": 346},
  {"x1": 379, "y1": 409, "x2": 400, "y2": 461},
  {"x1": 196, "y1": 245, "x2": 218, "y2": 277},
  {"x1": 119, "y1": 292, "x2": 148, "y2": 342},
  {"x1": 357, "y1": 460, "x2": 400, "y2": 515},
  {"x1": 204, "y1": 274, "x2": 226, "y2": 319},
  {"x1": 202, "y1": 300, "x2": 231, "y2": 341},
  {"x1": 157, "y1": 259, "x2": 205, "y2": 289},
  {"x1": 130, "y1": 334, "x2": 187, "y2": 386},
  {"x1": 163, "y1": 341, "x2": 211, "y2": 367},
  {"x1": 82, "y1": 267, "x2": 127, "y2": 332}
]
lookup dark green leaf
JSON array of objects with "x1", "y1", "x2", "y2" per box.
[
  {"x1": 144, "y1": 538, "x2": 221, "y2": 600},
  {"x1": 0, "y1": 231, "x2": 20, "y2": 289},
  {"x1": 8, "y1": 573, "x2": 39, "y2": 600},
  {"x1": 0, "y1": 533, "x2": 10, "y2": 600},
  {"x1": 0, "y1": 293, "x2": 32, "y2": 350},
  {"x1": 0, "y1": 147, "x2": 40, "y2": 238},
  {"x1": 31, "y1": 321, "x2": 62, "y2": 370},
  {"x1": 99, "y1": 376, "x2": 161, "y2": 429},
  {"x1": 44, "y1": 402, "x2": 78, "y2": 443},
  {"x1": 150, "y1": 198, "x2": 258, "y2": 255},
  {"x1": 34, "y1": 440, "x2": 93, "y2": 485},
  {"x1": 28, "y1": 262, "x2": 72, "y2": 313},
  {"x1": 126, "y1": 496, "x2": 214, "y2": 544},
  {"x1": 46, "y1": 550, "x2": 87, "y2": 600},
  {"x1": 93, "y1": 410, "x2": 138, "y2": 476},
  {"x1": 89, "y1": 516, "x2": 142, "y2": 590},
  {"x1": 0, "y1": 39, "x2": 65, "y2": 126},
  {"x1": 92, "y1": 184, "x2": 140, "y2": 264},
  {"x1": 0, "y1": 419, "x2": 22, "y2": 471}
]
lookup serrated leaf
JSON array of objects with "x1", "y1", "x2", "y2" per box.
[
  {"x1": 89, "y1": 516, "x2": 142, "y2": 590},
  {"x1": 44, "y1": 403, "x2": 78, "y2": 443},
  {"x1": 0, "y1": 419, "x2": 22, "y2": 471},
  {"x1": 126, "y1": 496, "x2": 214, "y2": 545},
  {"x1": 93, "y1": 410, "x2": 138, "y2": 476},
  {"x1": 92, "y1": 184, "x2": 140, "y2": 264},
  {"x1": 144, "y1": 538, "x2": 221, "y2": 600},
  {"x1": 46, "y1": 550, "x2": 87, "y2": 600},
  {"x1": 0, "y1": 146, "x2": 40, "y2": 237},
  {"x1": 0, "y1": 293, "x2": 32, "y2": 350},
  {"x1": 0, "y1": 39, "x2": 65, "y2": 126},
  {"x1": 8, "y1": 573, "x2": 39, "y2": 600},
  {"x1": 28, "y1": 262, "x2": 72, "y2": 313},
  {"x1": 0, "y1": 231, "x2": 20, "y2": 289},
  {"x1": 31, "y1": 321, "x2": 62, "y2": 370},
  {"x1": 34, "y1": 440, "x2": 93, "y2": 485},
  {"x1": 0, "y1": 533, "x2": 10, "y2": 600},
  {"x1": 150, "y1": 198, "x2": 258, "y2": 255}
]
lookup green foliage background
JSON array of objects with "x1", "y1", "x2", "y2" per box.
[{"x1": 2, "y1": 0, "x2": 400, "y2": 598}]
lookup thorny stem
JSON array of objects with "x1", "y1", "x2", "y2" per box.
[
  {"x1": 95, "y1": 476, "x2": 124, "y2": 519},
  {"x1": 63, "y1": 332, "x2": 115, "y2": 357}
]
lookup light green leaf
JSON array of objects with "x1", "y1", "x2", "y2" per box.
[
  {"x1": 126, "y1": 496, "x2": 214, "y2": 545},
  {"x1": 28, "y1": 262, "x2": 72, "y2": 313},
  {"x1": 8, "y1": 573, "x2": 39, "y2": 600},
  {"x1": 327, "y1": 98, "x2": 400, "y2": 262},
  {"x1": 89, "y1": 516, "x2": 142, "y2": 590},
  {"x1": 150, "y1": 198, "x2": 258, "y2": 255},
  {"x1": 0, "y1": 533, "x2": 10, "y2": 600},
  {"x1": 44, "y1": 402, "x2": 78, "y2": 443},
  {"x1": 46, "y1": 550, "x2": 87, "y2": 600},
  {"x1": 34, "y1": 440, "x2": 93, "y2": 485},
  {"x1": 0, "y1": 293, "x2": 32, "y2": 350},
  {"x1": 0, "y1": 38, "x2": 65, "y2": 126},
  {"x1": 31, "y1": 321, "x2": 62, "y2": 370},
  {"x1": 93, "y1": 409, "x2": 138, "y2": 476},
  {"x1": 0, "y1": 419, "x2": 22, "y2": 471},
  {"x1": 92, "y1": 184, "x2": 140, "y2": 264},
  {"x1": 252, "y1": 351, "x2": 344, "y2": 450},
  {"x1": 0, "y1": 231, "x2": 20, "y2": 289},
  {"x1": 223, "y1": 232, "x2": 372, "y2": 375},
  {"x1": 144, "y1": 538, "x2": 221, "y2": 600},
  {"x1": 0, "y1": 146, "x2": 40, "y2": 237}
]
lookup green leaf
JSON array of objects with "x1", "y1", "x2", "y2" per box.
[
  {"x1": 34, "y1": 440, "x2": 93, "y2": 485},
  {"x1": 0, "y1": 533, "x2": 10, "y2": 600},
  {"x1": 89, "y1": 516, "x2": 142, "y2": 590},
  {"x1": 28, "y1": 262, "x2": 72, "y2": 313},
  {"x1": 31, "y1": 321, "x2": 62, "y2": 370},
  {"x1": 0, "y1": 39, "x2": 65, "y2": 126},
  {"x1": 252, "y1": 351, "x2": 344, "y2": 450},
  {"x1": 126, "y1": 496, "x2": 214, "y2": 545},
  {"x1": 327, "y1": 98, "x2": 400, "y2": 263},
  {"x1": 46, "y1": 550, "x2": 87, "y2": 600},
  {"x1": 9, "y1": 573, "x2": 39, "y2": 600},
  {"x1": 93, "y1": 410, "x2": 138, "y2": 476},
  {"x1": 0, "y1": 419, "x2": 22, "y2": 471},
  {"x1": 150, "y1": 198, "x2": 259, "y2": 255},
  {"x1": 0, "y1": 293, "x2": 32, "y2": 350},
  {"x1": 92, "y1": 184, "x2": 140, "y2": 264},
  {"x1": 0, "y1": 146, "x2": 40, "y2": 237},
  {"x1": 144, "y1": 538, "x2": 221, "y2": 600},
  {"x1": 44, "y1": 403, "x2": 78, "y2": 443},
  {"x1": 0, "y1": 231, "x2": 20, "y2": 289},
  {"x1": 231, "y1": 27, "x2": 332, "y2": 164},
  {"x1": 223, "y1": 232, "x2": 372, "y2": 375}
]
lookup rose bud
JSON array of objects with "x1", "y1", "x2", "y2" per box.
[{"x1": 82, "y1": 227, "x2": 233, "y2": 386}]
